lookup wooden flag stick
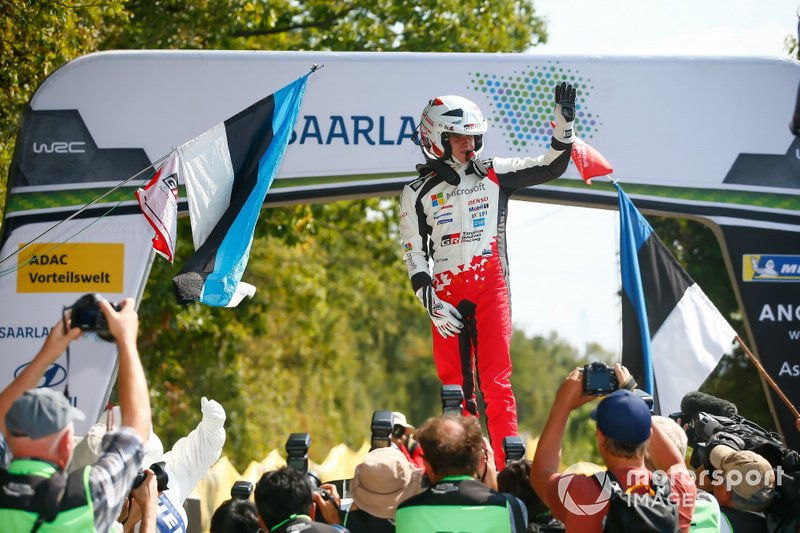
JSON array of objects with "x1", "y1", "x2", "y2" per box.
[{"x1": 736, "y1": 335, "x2": 800, "y2": 419}]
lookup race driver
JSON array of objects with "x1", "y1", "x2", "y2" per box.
[{"x1": 399, "y1": 82, "x2": 576, "y2": 468}]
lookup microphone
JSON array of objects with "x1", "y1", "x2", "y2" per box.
[{"x1": 680, "y1": 391, "x2": 738, "y2": 420}]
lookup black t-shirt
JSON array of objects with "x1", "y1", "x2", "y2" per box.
[
  {"x1": 343, "y1": 508, "x2": 395, "y2": 533},
  {"x1": 720, "y1": 506, "x2": 768, "y2": 532}
]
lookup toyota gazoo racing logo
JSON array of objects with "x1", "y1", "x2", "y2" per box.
[
  {"x1": 14, "y1": 362, "x2": 67, "y2": 388},
  {"x1": 556, "y1": 463, "x2": 613, "y2": 516}
]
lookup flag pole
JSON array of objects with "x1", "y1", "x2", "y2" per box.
[{"x1": 736, "y1": 334, "x2": 800, "y2": 418}]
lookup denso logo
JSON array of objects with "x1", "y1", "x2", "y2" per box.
[
  {"x1": 14, "y1": 362, "x2": 67, "y2": 388},
  {"x1": 447, "y1": 182, "x2": 486, "y2": 200},
  {"x1": 32, "y1": 141, "x2": 86, "y2": 154}
]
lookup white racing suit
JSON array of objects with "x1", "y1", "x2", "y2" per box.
[
  {"x1": 399, "y1": 139, "x2": 572, "y2": 468},
  {"x1": 71, "y1": 398, "x2": 226, "y2": 532}
]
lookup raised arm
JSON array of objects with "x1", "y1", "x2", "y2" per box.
[
  {"x1": 101, "y1": 298, "x2": 151, "y2": 441},
  {"x1": 493, "y1": 82, "x2": 576, "y2": 191},
  {"x1": 0, "y1": 315, "x2": 82, "y2": 434}
]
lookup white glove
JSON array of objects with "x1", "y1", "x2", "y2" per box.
[
  {"x1": 201, "y1": 397, "x2": 226, "y2": 429},
  {"x1": 416, "y1": 285, "x2": 463, "y2": 338}
]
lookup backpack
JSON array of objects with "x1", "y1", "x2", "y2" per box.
[{"x1": 600, "y1": 470, "x2": 680, "y2": 533}]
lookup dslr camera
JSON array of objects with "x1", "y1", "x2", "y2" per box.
[
  {"x1": 132, "y1": 461, "x2": 169, "y2": 492},
  {"x1": 502, "y1": 436, "x2": 526, "y2": 466},
  {"x1": 67, "y1": 293, "x2": 121, "y2": 342},
  {"x1": 370, "y1": 411, "x2": 393, "y2": 451},
  {"x1": 231, "y1": 480, "x2": 254, "y2": 500},
  {"x1": 582, "y1": 361, "x2": 618, "y2": 396},
  {"x1": 441, "y1": 384, "x2": 464, "y2": 416},
  {"x1": 284, "y1": 433, "x2": 331, "y2": 503}
]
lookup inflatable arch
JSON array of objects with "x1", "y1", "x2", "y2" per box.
[{"x1": 1, "y1": 51, "x2": 799, "y2": 449}]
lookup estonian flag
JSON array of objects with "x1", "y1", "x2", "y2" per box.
[
  {"x1": 173, "y1": 74, "x2": 308, "y2": 307},
  {"x1": 617, "y1": 183, "x2": 735, "y2": 414}
]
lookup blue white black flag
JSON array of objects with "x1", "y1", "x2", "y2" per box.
[
  {"x1": 173, "y1": 74, "x2": 308, "y2": 306},
  {"x1": 617, "y1": 183, "x2": 735, "y2": 413}
]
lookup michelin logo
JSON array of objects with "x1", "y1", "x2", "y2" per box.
[{"x1": 743, "y1": 255, "x2": 800, "y2": 282}]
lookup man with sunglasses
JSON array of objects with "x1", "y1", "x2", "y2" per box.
[{"x1": 400, "y1": 83, "x2": 576, "y2": 468}]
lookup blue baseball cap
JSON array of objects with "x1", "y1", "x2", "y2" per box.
[{"x1": 590, "y1": 389, "x2": 651, "y2": 445}]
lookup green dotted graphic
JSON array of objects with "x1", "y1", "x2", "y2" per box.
[{"x1": 468, "y1": 62, "x2": 601, "y2": 151}]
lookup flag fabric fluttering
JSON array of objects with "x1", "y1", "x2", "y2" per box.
[
  {"x1": 172, "y1": 74, "x2": 308, "y2": 307},
  {"x1": 135, "y1": 151, "x2": 180, "y2": 263},
  {"x1": 617, "y1": 182, "x2": 735, "y2": 414},
  {"x1": 571, "y1": 137, "x2": 613, "y2": 184}
]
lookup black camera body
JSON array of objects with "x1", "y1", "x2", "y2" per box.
[
  {"x1": 284, "y1": 433, "x2": 332, "y2": 504},
  {"x1": 441, "y1": 384, "x2": 464, "y2": 416},
  {"x1": 582, "y1": 361, "x2": 618, "y2": 396},
  {"x1": 231, "y1": 480, "x2": 254, "y2": 500},
  {"x1": 132, "y1": 461, "x2": 169, "y2": 492},
  {"x1": 285, "y1": 432, "x2": 311, "y2": 473},
  {"x1": 686, "y1": 411, "x2": 799, "y2": 473},
  {"x1": 69, "y1": 293, "x2": 121, "y2": 342},
  {"x1": 370, "y1": 411, "x2": 393, "y2": 451},
  {"x1": 502, "y1": 436, "x2": 526, "y2": 465}
]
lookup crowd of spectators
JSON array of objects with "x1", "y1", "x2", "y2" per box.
[{"x1": 1, "y1": 298, "x2": 798, "y2": 532}]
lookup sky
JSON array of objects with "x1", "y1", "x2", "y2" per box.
[{"x1": 505, "y1": 0, "x2": 799, "y2": 354}]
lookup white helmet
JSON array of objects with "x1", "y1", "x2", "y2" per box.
[{"x1": 417, "y1": 95, "x2": 488, "y2": 161}]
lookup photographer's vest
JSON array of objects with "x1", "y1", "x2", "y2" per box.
[
  {"x1": 395, "y1": 475, "x2": 527, "y2": 533},
  {"x1": 0, "y1": 459, "x2": 95, "y2": 532}
]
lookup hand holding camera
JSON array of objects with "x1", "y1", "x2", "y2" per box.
[
  {"x1": 132, "y1": 461, "x2": 169, "y2": 492},
  {"x1": 65, "y1": 293, "x2": 137, "y2": 344},
  {"x1": 582, "y1": 361, "x2": 619, "y2": 396}
]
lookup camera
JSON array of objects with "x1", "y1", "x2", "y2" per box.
[
  {"x1": 68, "y1": 293, "x2": 121, "y2": 342},
  {"x1": 230, "y1": 480, "x2": 254, "y2": 500},
  {"x1": 582, "y1": 361, "x2": 618, "y2": 396},
  {"x1": 441, "y1": 384, "x2": 464, "y2": 416},
  {"x1": 285, "y1": 432, "x2": 311, "y2": 473},
  {"x1": 502, "y1": 436, "x2": 526, "y2": 465},
  {"x1": 370, "y1": 411, "x2": 393, "y2": 451},
  {"x1": 284, "y1": 433, "x2": 332, "y2": 504},
  {"x1": 132, "y1": 461, "x2": 169, "y2": 492},
  {"x1": 633, "y1": 388, "x2": 654, "y2": 413}
]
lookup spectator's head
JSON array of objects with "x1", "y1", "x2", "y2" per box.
[
  {"x1": 645, "y1": 416, "x2": 688, "y2": 470},
  {"x1": 391, "y1": 411, "x2": 415, "y2": 442},
  {"x1": 710, "y1": 445, "x2": 776, "y2": 512},
  {"x1": 210, "y1": 498, "x2": 260, "y2": 533},
  {"x1": 350, "y1": 446, "x2": 423, "y2": 519},
  {"x1": 254, "y1": 467, "x2": 313, "y2": 530},
  {"x1": 590, "y1": 389, "x2": 651, "y2": 461},
  {"x1": 497, "y1": 459, "x2": 550, "y2": 524},
  {"x1": 5, "y1": 388, "x2": 86, "y2": 468},
  {"x1": 416, "y1": 415, "x2": 483, "y2": 481}
]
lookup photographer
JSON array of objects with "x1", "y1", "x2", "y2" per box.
[
  {"x1": 70, "y1": 395, "x2": 226, "y2": 532},
  {"x1": 254, "y1": 466, "x2": 348, "y2": 532},
  {"x1": 116, "y1": 467, "x2": 158, "y2": 533},
  {"x1": 391, "y1": 412, "x2": 424, "y2": 469},
  {"x1": 395, "y1": 415, "x2": 527, "y2": 533},
  {"x1": 531, "y1": 364, "x2": 696, "y2": 532},
  {"x1": 677, "y1": 391, "x2": 800, "y2": 531},
  {"x1": 0, "y1": 297, "x2": 151, "y2": 531},
  {"x1": 210, "y1": 491, "x2": 260, "y2": 533}
]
